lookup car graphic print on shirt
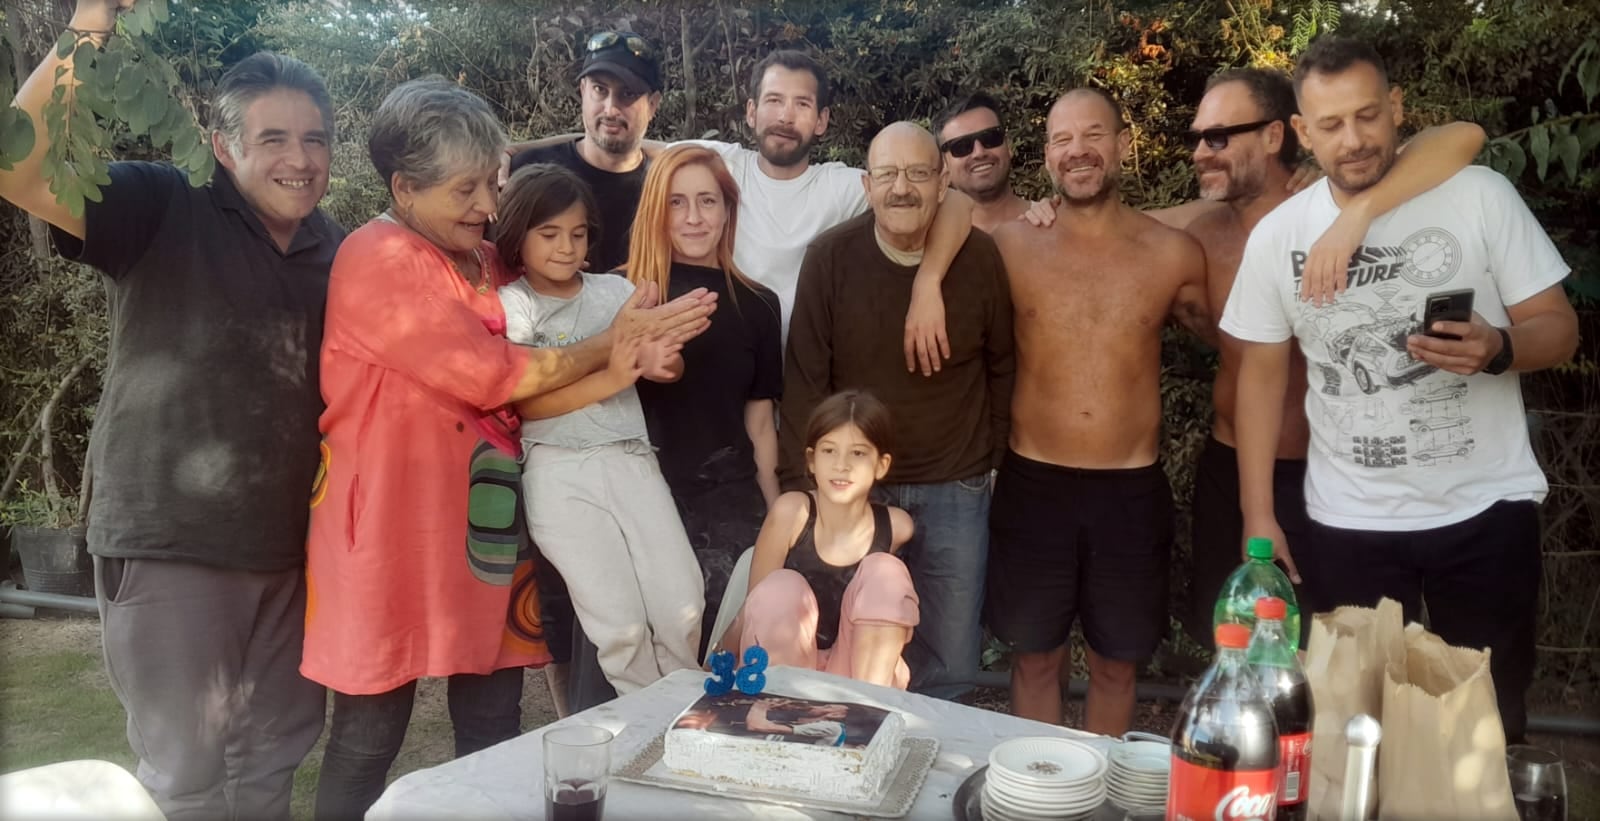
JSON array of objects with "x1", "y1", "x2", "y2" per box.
[{"x1": 1299, "y1": 275, "x2": 1475, "y2": 471}]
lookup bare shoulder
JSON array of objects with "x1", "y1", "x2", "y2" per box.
[
  {"x1": 989, "y1": 216, "x2": 1051, "y2": 253},
  {"x1": 887, "y1": 505, "x2": 914, "y2": 551},
  {"x1": 767, "y1": 491, "x2": 814, "y2": 545},
  {"x1": 1131, "y1": 210, "x2": 1205, "y2": 272},
  {"x1": 1145, "y1": 199, "x2": 1223, "y2": 232}
]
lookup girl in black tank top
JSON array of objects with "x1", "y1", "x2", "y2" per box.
[
  {"x1": 783, "y1": 493, "x2": 896, "y2": 649},
  {"x1": 720, "y1": 390, "x2": 921, "y2": 688}
]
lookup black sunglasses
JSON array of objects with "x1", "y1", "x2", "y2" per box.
[
  {"x1": 586, "y1": 31, "x2": 657, "y2": 63},
  {"x1": 939, "y1": 126, "x2": 1006, "y2": 158},
  {"x1": 1182, "y1": 119, "x2": 1275, "y2": 151}
]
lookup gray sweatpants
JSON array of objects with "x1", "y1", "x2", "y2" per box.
[
  {"x1": 522, "y1": 441, "x2": 705, "y2": 694},
  {"x1": 94, "y1": 556, "x2": 326, "y2": 821}
]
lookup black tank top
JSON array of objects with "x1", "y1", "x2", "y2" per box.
[{"x1": 782, "y1": 493, "x2": 893, "y2": 650}]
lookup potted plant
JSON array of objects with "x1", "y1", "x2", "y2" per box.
[
  {"x1": 0, "y1": 355, "x2": 97, "y2": 598},
  {"x1": 0, "y1": 480, "x2": 91, "y2": 597}
]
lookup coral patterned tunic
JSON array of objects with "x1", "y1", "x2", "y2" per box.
[{"x1": 302, "y1": 218, "x2": 549, "y2": 694}]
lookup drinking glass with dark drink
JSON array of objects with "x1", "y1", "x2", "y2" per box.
[
  {"x1": 544, "y1": 724, "x2": 614, "y2": 821},
  {"x1": 1507, "y1": 744, "x2": 1567, "y2": 821}
]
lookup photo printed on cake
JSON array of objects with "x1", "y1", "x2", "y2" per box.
[{"x1": 673, "y1": 693, "x2": 890, "y2": 750}]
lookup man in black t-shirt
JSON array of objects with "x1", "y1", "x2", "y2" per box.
[
  {"x1": 508, "y1": 31, "x2": 662, "y2": 273},
  {"x1": 0, "y1": 13, "x2": 336, "y2": 820}
]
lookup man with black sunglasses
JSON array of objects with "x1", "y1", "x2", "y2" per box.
[
  {"x1": 934, "y1": 92, "x2": 1028, "y2": 232},
  {"x1": 1176, "y1": 68, "x2": 1487, "y2": 654}
]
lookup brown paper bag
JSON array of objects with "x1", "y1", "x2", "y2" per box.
[
  {"x1": 1303, "y1": 597, "x2": 1404, "y2": 821},
  {"x1": 1377, "y1": 622, "x2": 1517, "y2": 820}
]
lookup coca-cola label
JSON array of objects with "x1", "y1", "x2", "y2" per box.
[
  {"x1": 1166, "y1": 754, "x2": 1278, "y2": 821},
  {"x1": 1278, "y1": 731, "x2": 1311, "y2": 804}
]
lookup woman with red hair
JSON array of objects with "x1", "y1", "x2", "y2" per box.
[{"x1": 628, "y1": 145, "x2": 784, "y2": 656}]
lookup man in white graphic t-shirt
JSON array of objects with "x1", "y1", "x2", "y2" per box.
[{"x1": 1223, "y1": 36, "x2": 1578, "y2": 743}]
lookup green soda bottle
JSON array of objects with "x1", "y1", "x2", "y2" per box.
[{"x1": 1213, "y1": 536, "x2": 1301, "y2": 643}]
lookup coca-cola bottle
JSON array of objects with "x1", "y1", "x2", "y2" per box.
[
  {"x1": 1247, "y1": 596, "x2": 1314, "y2": 821},
  {"x1": 1167, "y1": 623, "x2": 1280, "y2": 821}
]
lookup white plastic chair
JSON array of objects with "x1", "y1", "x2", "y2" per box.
[
  {"x1": 704, "y1": 546, "x2": 755, "y2": 660},
  {"x1": 0, "y1": 759, "x2": 166, "y2": 820}
]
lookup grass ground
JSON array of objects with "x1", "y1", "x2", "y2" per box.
[
  {"x1": 2, "y1": 615, "x2": 1596, "y2": 819},
  {"x1": 0, "y1": 615, "x2": 557, "y2": 820}
]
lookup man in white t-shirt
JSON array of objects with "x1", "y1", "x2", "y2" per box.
[
  {"x1": 1223, "y1": 36, "x2": 1578, "y2": 743},
  {"x1": 683, "y1": 51, "x2": 972, "y2": 369}
]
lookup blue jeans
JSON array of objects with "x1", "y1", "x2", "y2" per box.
[{"x1": 877, "y1": 473, "x2": 992, "y2": 700}]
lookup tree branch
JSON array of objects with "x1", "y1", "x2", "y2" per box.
[{"x1": 36, "y1": 354, "x2": 93, "y2": 515}]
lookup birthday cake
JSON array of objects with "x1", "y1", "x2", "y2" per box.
[{"x1": 663, "y1": 691, "x2": 906, "y2": 802}]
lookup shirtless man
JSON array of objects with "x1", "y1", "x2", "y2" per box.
[
  {"x1": 987, "y1": 88, "x2": 1210, "y2": 735},
  {"x1": 1178, "y1": 69, "x2": 1486, "y2": 648}
]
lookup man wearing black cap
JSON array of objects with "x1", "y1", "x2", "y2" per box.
[{"x1": 508, "y1": 30, "x2": 661, "y2": 273}]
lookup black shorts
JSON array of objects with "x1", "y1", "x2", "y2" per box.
[
  {"x1": 1296, "y1": 500, "x2": 1539, "y2": 742},
  {"x1": 986, "y1": 450, "x2": 1173, "y2": 660},
  {"x1": 1186, "y1": 437, "x2": 1312, "y2": 648}
]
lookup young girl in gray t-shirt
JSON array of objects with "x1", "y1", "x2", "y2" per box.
[{"x1": 495, "y1": 165, "x2": 704, "y2": 694}]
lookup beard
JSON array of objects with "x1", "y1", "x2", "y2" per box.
[
  {"x1": 590, "y1": 116, "x2": 637, "y2": 155},
  {"x1": 756, "y1": 124, "x2": 814, "y2": 167},
  {"x1": 1051, "y1": 160, "x2": 1117, "y2": 204},
  {"x1": 1325, "y1": 142, "x2": 1398, "y2": 195},
  {"x1": 1196, "y1": 157, "x2": 1266, "y2": 203}
]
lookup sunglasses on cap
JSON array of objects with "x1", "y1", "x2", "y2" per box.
[
  {"x1": 939, "y1": 126, "x2": 1006, "y2": 158},
  {"x1": 586, "y1": 31, "x2": 657, "y2": 62},
  {"x1": 1182, "y1": 119, "x2": 1275, "y2": 151}
]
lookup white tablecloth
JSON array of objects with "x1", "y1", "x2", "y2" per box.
[{"x1": 368, "y1": 666, "x2": 1113, "y2": 820}]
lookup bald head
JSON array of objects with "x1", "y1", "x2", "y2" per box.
[
  {"x1": 864, "y1": 121, "x2": 948, "y2": 252},
  {"x1": 1044, "y1": 88, "x2": 1131, "y2": 205},
  {"x1": 1049, "y1": 88, "x2": 1126, "y2": 133},
  {"x1": 867, "y1": 121, "x2": 942, "y2": 169}
]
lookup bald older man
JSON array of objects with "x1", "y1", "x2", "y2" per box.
[{"x1": 779, "y1": 122, "x2": 1015, "y2": 700}]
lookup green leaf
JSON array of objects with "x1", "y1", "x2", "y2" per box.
[
  {"x1": 1491, "y1": 139, "x2": 1527, "y2": 181},
  {"x1": 1557, "y1": 133, "x2": 1581, "y2": 184},
  {"x1": 55, "y1": 31, "x2": 77, "y2": 60},
  {"x1": 1529, "y1": 124, "x2": 1551, "y2": 180},
  {"x1": 0, "y1": 109, "x2": 36, "y2": 170},
  {"x1": 150, "y1": 0, "x2": 171, "y2": 24},
  {"x1": 1579, "y1": 120, "x2": 1600, "y2": 153},
  {"x1": 120, "y1": 3, "x2": 152, "y2": 38},
  {"x1": 92, "y1": 48, "x2": 126, "y2": 99},
  {"x1": 127, "y1": 84, "x2": 164, "y2": 135},
  {"x1": 1582, "y1": 56, "x2": 1600, "y2": 107},
  {"x1": 186, "y1": 152, "x2": 215, "y2": 188}
]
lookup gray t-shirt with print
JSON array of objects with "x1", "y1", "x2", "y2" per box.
[{"x1": 499, "y1": 273, "x2": 650, "y2": 450}]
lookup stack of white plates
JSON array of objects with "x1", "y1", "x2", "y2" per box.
[
  {"x1": 983, "y1": 737, "x2": 1107, "y2": 821},
  {"x1": 1105, "y1": 738, "x2": 1171, "y2": 813}
]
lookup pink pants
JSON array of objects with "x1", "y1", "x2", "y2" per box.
[{"x1": 737, "y1": 553, "x2": 920, "y2": 689}]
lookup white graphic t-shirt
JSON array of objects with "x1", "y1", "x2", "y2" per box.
[
  {"x1": 686, "y1": 140, "x2": 868, "y2": 340},
  {"x1": 1221, "y1": 166, "x2": 1569, "y2": 531}
]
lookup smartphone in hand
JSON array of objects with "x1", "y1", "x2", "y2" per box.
[{"x1": 1422, "y1": 289, "x2": 1474, "y2": 340}]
